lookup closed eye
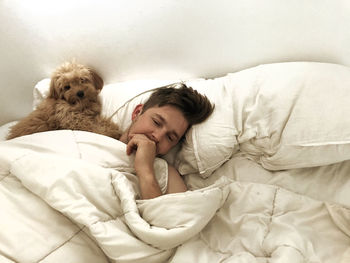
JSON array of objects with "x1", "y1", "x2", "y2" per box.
[
  {"x1": 167, "y1": 134, "x2": 175, "y2": 142},
  {"x1": 152, "y1": 118, "x2": 161, "y2": 127}
]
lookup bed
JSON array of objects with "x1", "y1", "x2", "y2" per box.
[{"x1": 1, "y1": 1, "x2": 350, "y2": 263}]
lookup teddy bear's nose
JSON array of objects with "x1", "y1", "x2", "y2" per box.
[{"x1": 77, "y1": 91, "x2": 84, "y2": 98}]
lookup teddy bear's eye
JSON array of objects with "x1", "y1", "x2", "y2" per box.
[{"x1": 64, "y1": 85, "x2": 71, "y2": 91}]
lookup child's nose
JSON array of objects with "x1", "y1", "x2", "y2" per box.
[{"x1": 152, "y1": 128, "x2": 166, "y2": 142}]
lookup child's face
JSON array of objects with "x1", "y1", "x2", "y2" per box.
[{"x1": 128, "y1": 104, "x2": 189, "y2": 155}]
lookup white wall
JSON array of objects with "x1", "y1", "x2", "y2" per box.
[{"x1": 1, "y1": 0, "x2": 350, "y2": 125}]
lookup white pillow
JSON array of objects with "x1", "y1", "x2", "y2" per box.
[
  {"x1": 175, "y1": 62, "x2": 350, "y2": 178},
  {"x1": 242, "y1": 62, "x2": 350, "y2": 170},
  {"x1": 175, "y1": 78, "x2": 239, "y2": 177}
]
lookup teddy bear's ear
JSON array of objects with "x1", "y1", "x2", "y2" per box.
[
  {"x1": 89, "y1": 68, "x2": 104, "y2": 91},
  {"x1": 48, "y1": 76, "x2": 60, "y2": 99}
]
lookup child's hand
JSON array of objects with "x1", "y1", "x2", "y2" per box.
[{"x1": 126, "y1": 133, "x2": 157, "y2": 175}]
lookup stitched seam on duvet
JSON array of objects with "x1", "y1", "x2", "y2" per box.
[
  {"x1": 262, "y1": 187, "x2": 279, "y2": 257},
  {"x1": 198, "y1": 232, "x2": 268, "y2": 261},
  {"x1": 37, "y1": 227, "x2": 85, "y2": 263},
  {"x1": 261, "y1": 189, "x2": 308, "y2": 261},
  {"x1": 0, "y1": 172, "x2": 10, "y2": 182},
  {"x1": 4, "y1": 153, "x2": 33, "y2": 182},
  {"x1": 198, "y1": 232, "x2": 233, "y2": 256},
  {"x1": 71, "y1": 131, "x2": 82, "y2": 159},
  {"x1": 270, "y1": 244, "x2": 306, "y2": 261},
  {"x1": 88, "y1": 173, "x2": 126, "y2": 226}
]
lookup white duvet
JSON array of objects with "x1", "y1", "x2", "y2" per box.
[
  {"x1": 1, "y1": 62, "x2": 350, "y2": 262},
  {"x1": 1, "y1": 130, "x2": 350, "y2": 263},
  {"x1": 0, "y1": 131, "x2": 225, "y2": 262}
]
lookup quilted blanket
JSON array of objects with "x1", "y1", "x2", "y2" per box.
[
  {"x1": 1, "y1": 130, "x2": 350, "y2": 263},
  {"x1": 0, "y1": 131, "x2": 225, "y2": 262}
]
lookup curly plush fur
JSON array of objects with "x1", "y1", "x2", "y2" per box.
[{"x1": 7, "y1": 61, "x2": 121, "y2": 140}]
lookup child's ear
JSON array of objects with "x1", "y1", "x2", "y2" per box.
[{"x1": 132, "y1": 104, "x2": 144, "y2": 121}]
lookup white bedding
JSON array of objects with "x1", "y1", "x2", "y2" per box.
[
  {"x1": 1, "y1": 131, "x2": 350, "y2": 262},
  {"x1": 0, "y1": 131, "x2": 226, "y2": 262},
  {"x1": 1, "y1": 62, "x2": 350, "y2": 262}
]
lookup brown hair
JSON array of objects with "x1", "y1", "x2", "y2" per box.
[{"x1": 142, "y1": 83, "x2": 214, "y2": 126}]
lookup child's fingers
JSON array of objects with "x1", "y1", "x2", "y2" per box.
[{"x1": 126, "y1": 137, "x2": 137, "y2": 155}]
